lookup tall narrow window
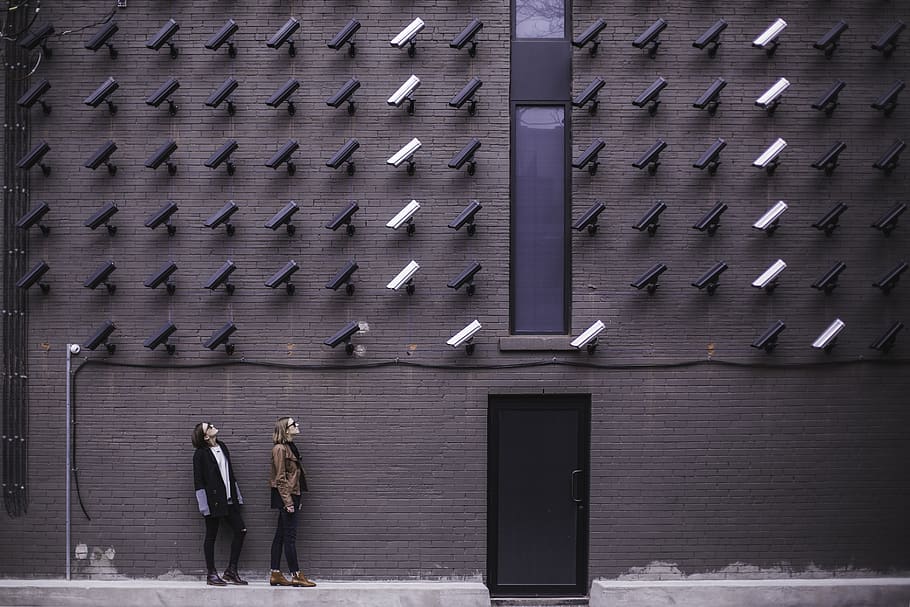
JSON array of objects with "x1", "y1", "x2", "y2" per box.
[
  {"x1": 512, "y1": 105, "x2": 567, "y2": 334},
  {"x1": 515, "y1": 0, "x2": 566, "y2": 39}
]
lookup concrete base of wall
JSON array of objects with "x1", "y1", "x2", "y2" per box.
[
  {"x1": 591, "y1": 578, "x2": 910, "y2": 607},
  {"x1": 0, "y1": 580, "x2": 491, "y2": 607}
]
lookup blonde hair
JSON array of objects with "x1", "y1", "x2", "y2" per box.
[{"x1": 273, "y1": 417, "x2": 293, "y2": 444}]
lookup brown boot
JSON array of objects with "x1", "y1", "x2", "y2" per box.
[
  {"x1": 290, "y1": 571, "x2": 316, "y2": 587},
  {"x1": 223, "y1": 567, "x2": 248, "y2": 585},
  {"x1": 269, "y1": 570, "x2": 293, "y2": 586}
]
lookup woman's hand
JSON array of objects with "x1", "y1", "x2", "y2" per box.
[{"x1": 285, "y1": 504, "x2": 295, "y2": 513}]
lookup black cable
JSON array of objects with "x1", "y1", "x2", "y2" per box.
[{"x1": 69, "y1": 360, "x2": 90, "y2": 521}]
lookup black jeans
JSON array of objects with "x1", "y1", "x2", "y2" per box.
[
  {"x1": 270, "y1": 506, "x2": 300, "y2": 572},
  {"x1": 203, "y1": 502, "x2": 246, "y2": 573}
]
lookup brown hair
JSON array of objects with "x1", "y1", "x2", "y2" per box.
[
  {"x1": 273, "y1": 417, "x2": 293, "y2": 445},
  {"x1": 191, "y1": 423, "x2": 206, "y2": 449}
]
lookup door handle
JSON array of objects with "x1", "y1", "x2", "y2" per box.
[{"x1": 570, "y1": 469, "x2": 583, "y2": 503}]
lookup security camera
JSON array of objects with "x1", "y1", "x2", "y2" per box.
[
  {"x1": 632, "y1": 139, "x2": 667, "y2": 174},
  {"x1": 84, "y1": 201, "x2": 119, "y2": 234},
  {"x1": 325, "y1": 260, "x2": 359, "y2": 295},
  {"x1": 871, "y1": 80, "x2": 904, "y2": 116},
  {"x1": 449, "y1": 138, "x2": 482, "y2": 175},
  {"x1": 451, "y1": 17, "x2": 483, "y2": 57},
  {"x1": 693, "y1": 19, "x2": 728, "y2": 56},
  {"x1": 17, "y1": 78, "x2": 52, "y2": 114},
  {"x1": 755, "y1": 77, "x2": 790, "y2": 113},
  {"x1": 326, "y1": 139, "x2": 360, "y2": 175},
  {"x1": 572, "y1": 138, "x2": 605, "y2": 175},
  {"x1": 873, "y1": 261, "x2": 908, "y2": 294},
  {"x1": 145, "y1": 140, "x2": 178, "y2": 175},
  {"x1": 17, "y1": 141, "x2": 51, "y2": 175},
  {"x1": 872, "y1": 20, "x2": 905, "y2": 57},
  {"x1": 870, "y1": 321, "x2": 904, "y2": 353},
  {"x1": 753, "y1": 201, "x2": 788, "y2": 235},
  {"x1": 573, "y1": 78, "x2": 605, "y2": 113},
  {"x1": 387, "y1": 200, "x2": 421, "y2": 234},
  {"x1": 266, "y1": 78, "x2": 300, "y2": 115},
  {"x1": 147, "y1": 19, "x2": 179, "y2": 58},
  {"x1": 693, "y1": 77, "x2": 727, "y2": 115},
  {"x1": 450, "y1": 77, "x2": 483, "y2": 115},
  {"x1": 387, "y1": 138, "x2": 422, "y2": 174},
  {"x1": 630, "y1": 263, "x2": 667, "y2": 294},
  {"x1": 84, "y1": 140, "x2": 118, "y2": 175},
  {"x1": 692, "y1": 201, "x2": 728, "y2": 236},
  {"x1": 751, "y1": 320, "x2": 786, "y2": 352},
  {"x1": 326, "y1": 201, "x2": 359, "y2": 235},
  {"x1": 814, "y1": 20, "x2": 848, "y2": 58},
  {"x1": 812, "y1": 318, "x2": 845, "y2": 352},
  {"x1": 692, "y1": 261, "x2": 728, "y2": 295},
  {"x1": 205, "y1": 139, "x2": 239, "y2": 175},
  {"x1": 20, "y1": 23, "x2": 55, "y2": 55},
  {"x1": 16, "y1": 260, "x2": 50, "y2": 293},
  {"x1": 752, "y1": 259, "x2": 787, "y2": 291},
  {"x1": 573, "y1": 201, "x2": 606, "y2": 235},
  {"x1": 204, "y1": 201, "x2": 239, "y2": 235},
  {"x1": 265, "y1": 260, "x2": 299, "y2": 294},
  {"x1": 812, "y1": 80, "x2": 846, "y2": 116},
  {"x1": 85, "y1": 21, "x2": 118, "y2": 58},
  {"x1": 265, "y1": 201, "x2": 299, "y2": 235},
  {"x1": 570, "y1": 320, "x2": 606, "y2": 353},
  {"x1": 84, "y1": 77, "x2": 119, "y2": 113},
  {"x1": 68, "y1": 344, "x2": 82, "y2": 355},
  {"x1": 206, "y1": 77, "x2": 239, "y2": 115},
  {"x1": 573, "y1": 18, "x2": 607, "y2": 55},
  {"x1": 752, "y1": 18, "x2": 787, "y2": 56},
  {"x1": 447, "y1": 261, "x2": 482, "y2": 296},
  {"x1": 267, "y1": 17, "x2": 300, "y2": 56},
  {"x1": 753, "y1": 138, "x2": 787, "y2": 174},
  {"x1": 145, "y1": 201, "x2": 179, "y2": 236},
  {"x1": 324, "y1": 320, "x2": 361, "y2": 354},
  {"x1": 633, "y1": 201, "x2": 667, "y2": 236},
  {"x1": 328, "y1": 19, "x2": 361, "y2": 56},
  {"x1": 144, "y1": 321, "x2": 177, "y2": 355},
  {"x1": 204, "y1": 260, "x2": 237, "y2": 294},
  {"x1": 84, "y1": 260, "x2": 117, "y2": 294},
  {"x1": 146, "y1": 77, "x2": 180, "y2": 114},
  {"x1": 633, "y1": 17, "x2": 667, "y2": 58},
  {"x1": 84, "y1": 320, "x2": 117, "y2": 354},
  {"x1": 871, "y1": 202, "x2": 906, "y2": 236},
  {"x1": 873, "y1": 139, "x2": 905, "y2": 175},
  {"x1": 204, "y1": 322, "x2": 237, "y2": 354},
  {"x1": 326, "y1": 77, "x2": 361, "y2": 114},
  {"x1": 387, "y1": 260, "x2": 420, "y2": 293},
  {"x1": 693, "y1": 138, "x2": 727, "y2": 174},
  {"x1": 812, "y1": 202, "x2": 848, "y2": 237},
  {"x1": 811, "y1": 141, "x2": 846, "y2": 175},
  {"x1": 17, "y1": 202, "x2": 51, "y2": 235},
  {"x1": 633, "y1": 77, "x2": 668, "y2": 114},
  {"x1": 811, "y1": 261, "x2": 847, "y2": 295},
  {"x1": 205, "y1": 19, "x2": 239, "y2": 57},
  {"x1": 447, "y1": 320, "x2": 482, "y2": 354},
  {"x1": 266, "y1": 139, "x2": 299, "y2": 175},
  {"x1": 388, "y1": 75, "x2": 421, "y2": 114},
  {"x1": 391, "y1": 17, "x2": 425, "y2": 56},
  {"x1": 144, "y1": 261, "x2": 178, "y2": 294},
  {"x1": 449, "y1": 200, "x2": 483, "y2": 235}
]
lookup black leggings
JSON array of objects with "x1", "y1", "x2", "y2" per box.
[
  {"x1": 203, "y1": 503, "x2": 246, "y2": 572},
  {"x1": 270, "y1": 507, "x2": 299, "y2": 572}
]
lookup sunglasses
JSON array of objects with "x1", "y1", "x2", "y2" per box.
[{"x1": 287, "y1": 420, "x2": 299, "y2": 429}]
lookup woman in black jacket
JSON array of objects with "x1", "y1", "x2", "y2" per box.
[{"x1": 192, "y1": 422, "x2": 247, "y2": 586}]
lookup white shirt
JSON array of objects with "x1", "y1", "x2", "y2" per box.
[{"x1": 209, "y1": 445, "x2": 232, "y2": 501}]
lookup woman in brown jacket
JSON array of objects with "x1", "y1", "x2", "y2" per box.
[{"x1": 268, "y1": 416, "x2": 316, "y2": 587}]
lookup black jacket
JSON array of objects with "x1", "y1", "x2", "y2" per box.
[{"x1": 193, "y1": 440, "x2": 243, "y2": 518}]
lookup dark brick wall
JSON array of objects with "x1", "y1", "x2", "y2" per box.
[{"x1": 1, "y1": 0, "x2": 908, "y2": 583}]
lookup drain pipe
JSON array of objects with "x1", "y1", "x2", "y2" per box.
[{"x1": 65, "y1": 344, "x2": 79, "y2": 580}]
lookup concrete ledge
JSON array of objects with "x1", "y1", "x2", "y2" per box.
[
  {"x1": 0, "y1": 580, "x2": 491, "y2": 607},
  {"x1": 591, "y1": 578, "x2": 910, "y2": 607}
]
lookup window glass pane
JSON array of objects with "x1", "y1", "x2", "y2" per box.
[
  {"x1": 513, "y1": 106, "x2": 566, "y2": 334},
  {"x1": 515, "y1": 0, "x2": 565, "y2": 39}
]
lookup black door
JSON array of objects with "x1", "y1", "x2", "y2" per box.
[{"x1": 488, "y1": 394, "x2": 590, "y2": 597}]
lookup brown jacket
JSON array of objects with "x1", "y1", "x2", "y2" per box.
[{"x1": 270, "y1": 443, "x2": 307, "y2": 509}]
